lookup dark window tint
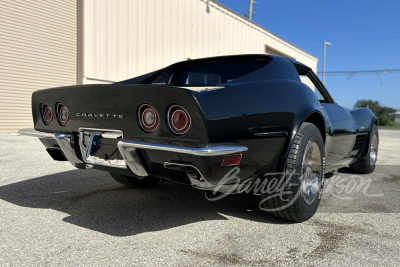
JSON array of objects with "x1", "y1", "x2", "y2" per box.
[{"x1": 175, "y1": 61, "x2": 269, "y2": 85}]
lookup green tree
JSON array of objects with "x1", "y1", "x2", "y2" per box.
[
  {"x1": 354, "y1": 99, "x2": 396, "y2": 118},
  {"x1": 378, "y1": 114, "x2": 391, "y2": 126}
]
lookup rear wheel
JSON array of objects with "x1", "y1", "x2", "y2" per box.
[
  {"x1": 109, "y1": 172, "x2": 159, "y2": 188},
  {"x1": 350, "y1": 124, "x2": 378, "y2": 174},
  {"x1": 260, "y1": 122, "x2": 325, "y2": 222}
]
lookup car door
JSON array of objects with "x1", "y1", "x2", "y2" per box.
[
  {"x1": 320, "y1": 102, "x2": 356, "y2": 164},
  {"x1": 300, "y1": 72, "x2": 356, "y2": 164}
]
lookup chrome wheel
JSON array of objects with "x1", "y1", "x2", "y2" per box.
[
  {"x1": 301, "y1": 141, "x2": 322, "y2": 205},
  {"x1": 370, "y1": 133, "x2": 378, "y2": 165}
]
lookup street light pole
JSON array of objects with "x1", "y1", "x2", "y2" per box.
[{"x1": 323, "y1": 41, "x2": 331, "y2": 85}]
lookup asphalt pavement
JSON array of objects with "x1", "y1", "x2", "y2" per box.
[{"x1": 0, "y1": 130, "x2": 399, "y2": 266}]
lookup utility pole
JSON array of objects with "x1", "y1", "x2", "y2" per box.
[
  {"x1": 322, "y1": 41, "x2": 331, "y2": 85},
  {"x1": 248, "y1": 0, "x2": 256, "y2": 21}
]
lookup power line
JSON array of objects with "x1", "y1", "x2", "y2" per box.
[
  {"x1": 229, "y1": 0, "x2": 339, "y2": 9},
  {"x1": 256, "y1": 0, "x2": 338, "y2": 10},
  {"x1": 291, "y1": 36, "x2": 400, "y2": 43},
  {"x1": 317, "y1": 69, "x2": 400, "y2": 74},
  {"x1": 316, "y1": 69, "x2": 400, "y2": 85}
]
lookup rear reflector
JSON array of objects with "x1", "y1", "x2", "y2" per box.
[{"x1": 221, "y1": 154, "x2": 242, "y2": 166}]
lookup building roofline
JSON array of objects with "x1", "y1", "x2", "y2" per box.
[{"x1": 208, "y1": 0, "x2": 318, "y2": 61}]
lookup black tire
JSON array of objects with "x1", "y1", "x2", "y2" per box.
[
  {"x1": 109, "y1": 172, "x2": 159, "y2": 188},
  {"x1": 260, "y1": 122, "x2": 325, "y2": 222},
  {"x1": 349, "y1": 124, "x2": 378, "y2": 174}
]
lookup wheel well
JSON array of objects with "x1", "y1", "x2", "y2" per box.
[{"x1": 304, "y1": 112, "x2": 326, "y2": 143}]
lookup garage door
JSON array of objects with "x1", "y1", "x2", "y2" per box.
[{"x1": 0, "y1": 0, "x2": 77, "y2": 133}]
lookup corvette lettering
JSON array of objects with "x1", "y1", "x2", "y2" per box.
[{"x1": 76, "y1": 113, "x2": 125, "y2": 119}]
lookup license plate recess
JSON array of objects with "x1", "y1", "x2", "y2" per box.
[{"x1": 78, "y1": 128, "x2": 126, "y2": 168}]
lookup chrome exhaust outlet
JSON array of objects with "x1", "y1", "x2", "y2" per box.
[
  {"x1": 164, "y1": 162, "x2": 216, "y2": 190},
  {"x1": 164, "y1": 162, "x2": 239, "y2": 193},
  {"x1": 164, "y1": 162, "x2": 205, "y2": 184}
]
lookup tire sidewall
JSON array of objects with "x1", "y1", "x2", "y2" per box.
[
  {"x1": 364, "y1": 124, "x2": 379, "y2": 173},
  {"x1": 291, "y1": 125, "x2": 325, "y2": 220}
]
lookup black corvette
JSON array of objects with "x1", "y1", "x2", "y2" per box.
[{"x1": 19, "y1": 54, "x2": 378, "y2": 222}]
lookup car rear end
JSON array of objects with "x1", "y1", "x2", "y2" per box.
[
  {"x1": 19, "y1": 54, "x2": 298, "y2": 190},
  {"x1": 19, "y1": 83, "x2": 248, "y2": 190}
]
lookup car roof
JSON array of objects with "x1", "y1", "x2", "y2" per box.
[{"x1": 168, "y1": 54, "x2": 273, "y2": 69}]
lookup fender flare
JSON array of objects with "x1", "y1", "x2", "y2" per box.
[{"x1": 278, "y1": 109, "x2": 326, "y2": 172}]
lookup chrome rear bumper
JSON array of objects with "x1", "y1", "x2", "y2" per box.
[
  {"x1": 19, "y1": 128, "x2": 85, "y2": 168},
  {"x1": 18, "y1": 128, "x2": 57, "y2": 139},
  {"x1": 18, "y1": 128, "x2": 248, "y2": 180},
  {"x1": 118, "y1": 140, "x2": 247, "y2": 156}
]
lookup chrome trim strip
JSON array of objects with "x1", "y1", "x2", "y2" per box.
[
  {"x1": 118, "y1": 140, "x2": 248, "y2": 156},
  {"x1": 254, "y1": 131, "x2": 288, "y2": 137}
]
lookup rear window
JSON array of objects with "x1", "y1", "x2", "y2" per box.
[
  {"x1": 118, "y1": 59, "x2": 270, "y2": 85},
  {"x1": 173, "y1": 60, "x2": 269, "y2": 85}
]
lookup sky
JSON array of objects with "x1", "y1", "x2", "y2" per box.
[{"x1": 217, "y1": 0, "x2": 400, "y2": 109}]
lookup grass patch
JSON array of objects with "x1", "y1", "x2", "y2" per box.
[{"x1": 378, "y1": 125, "x2": 400, "y2": 130}]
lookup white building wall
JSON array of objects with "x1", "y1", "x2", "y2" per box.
[
  {"x1": 0, "y1": 0, "x2": 318, "y2": 132},
  {"x1": 82, "y1": 0, "x2": 318, "y2": 84},
  {"x1": 0, "y1": 0, "x2": 77, "y2": 133}
]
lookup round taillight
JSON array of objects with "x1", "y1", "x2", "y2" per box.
[
  {"x1": 40, "y1": 103, "x2": 53, "y2": 125},
  {"x1": 138, "y1": 104, "x2": 159, "y2": 132},
  {"x1": 168, "y1": 105, "x2": 191, "y2": 135},
  {"x1": 56, "y1": 103, "x2": 70, "y2": 126}
]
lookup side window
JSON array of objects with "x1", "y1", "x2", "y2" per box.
[{"x1": 299, "y1": 74, "x2": 325, "y2": 101}]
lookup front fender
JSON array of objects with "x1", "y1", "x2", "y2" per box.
[{"x1": 349, "y1": 108, "x2": 378, "y2": 158}]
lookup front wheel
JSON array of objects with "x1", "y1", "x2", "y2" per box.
[
  {"x1": 109, "y1": 172, "x2": 159, "y2": 188},
  {"x1": 260, "y1": 122, "x2": 325, "y2": 222}
]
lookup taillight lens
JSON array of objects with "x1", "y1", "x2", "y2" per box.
[
  {"x1": 138, "y1": 104, "x2": 159, "y2": 132},
  {"x1": 40, "y1": 103, "x2": 53, "y2": 125},
  {"x1": 167, "y1": 105, "x2": 191, "y2": 135},
  {"x1": 56, "y1": 103, "x2": 70, "y2": 126}
]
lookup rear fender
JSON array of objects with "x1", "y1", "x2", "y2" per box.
[{"x1": 191, "y1": 79, "x2": 324, "y2": 174}]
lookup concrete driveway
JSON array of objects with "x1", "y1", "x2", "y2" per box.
[{"x1": 0, "y1": 130, "x2": 399, "y2": 266}]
